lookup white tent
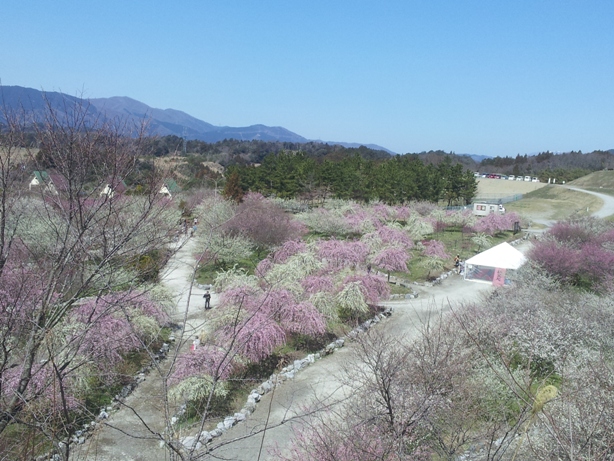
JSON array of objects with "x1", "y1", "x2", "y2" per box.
[{"x1": 464, "y1": 242, "x2": 527, "y2": 285}]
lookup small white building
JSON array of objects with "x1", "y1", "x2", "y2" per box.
[
  {"x1": 473, "y1": 203, "x2": 505, "y2": 216},
  {"x1": 29, "y1": 171, "x2": 49, "y2": 190}
]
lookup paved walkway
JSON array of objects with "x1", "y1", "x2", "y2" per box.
[
  {"x1": 71, "y1": 236, "x2": 215, "y2": 461},
  {"x1": 71, "y1": 185, "x2": 614, "y2": 460},
  {"x1": 209, "y1": 273, "x2": 496, "y2": 460}
]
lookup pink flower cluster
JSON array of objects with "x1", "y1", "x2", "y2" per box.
[
  {"x1": 317, "y1": 239, "x2": 369, "y2": 268},
  {"x1": 473, "y1": 212, "x2": 520, "y2": 236},
  {"x1": 421, "y1": 240, "x2": 450, "y2": 260},
  {"x1": 530, "y1": 220, "x2": 614, "y2": 291}
]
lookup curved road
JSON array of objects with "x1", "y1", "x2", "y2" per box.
[{"x1": 563, "y1": 186, "x2": 614, "y2": 218}]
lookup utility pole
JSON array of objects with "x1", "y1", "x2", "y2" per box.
[{"x1": 182, "y1": 127, "x2": 187, "y2": 155}]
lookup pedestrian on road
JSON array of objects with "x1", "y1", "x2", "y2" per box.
[{"x1": 203, "y1": 290, "x2": 211, "y2": 309}]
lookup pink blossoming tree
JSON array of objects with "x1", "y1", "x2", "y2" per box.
[
  {"x1": 318, "y1": 239, "x2": 369, "y2": 268},
  {"x1": 372, "y1": 247, "x2": 410, "y2": 281}
]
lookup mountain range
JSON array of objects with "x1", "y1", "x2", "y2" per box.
[{"x1": 0, "y1": 86, "x2": 394, "y2": 153}]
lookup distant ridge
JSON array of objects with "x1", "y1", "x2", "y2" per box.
[
  {"x1": 460, "y1": 153, "x2": 492, "y2": 163},
  {"x1": 0, "y1": 86, "x2": 392, "y2": 152}
]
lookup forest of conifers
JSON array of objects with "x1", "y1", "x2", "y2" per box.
[{"x1": 224, "y1": 152, "x2": 477, "y2": 205}]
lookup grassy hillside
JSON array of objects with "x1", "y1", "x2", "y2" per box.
[
  {"x1": 569, "y1": 170, "x2": 614, "y2": 196},
  {"x1": 506, "y1": 184, "x2": 602, "y2": 222}
]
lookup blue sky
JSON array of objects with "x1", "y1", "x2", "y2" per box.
[{"x1": 2, "y1": 1, "x2": 613, "y2": 156}]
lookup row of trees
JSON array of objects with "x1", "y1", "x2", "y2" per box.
[
  {"x1": 480, "y1": 149, "x2": 614, "y2": 179},
  {"x1": 225, "y1": 153, "x2": 477, "y2": 205}
]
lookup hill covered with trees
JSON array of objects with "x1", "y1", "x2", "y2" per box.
[{"x1": 479, "y1": 149, "x2": 614, "y2": 182}]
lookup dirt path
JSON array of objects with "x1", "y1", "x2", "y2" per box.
[{"x1": 71, "y1": 236, "x2": 214, "y2": 461}]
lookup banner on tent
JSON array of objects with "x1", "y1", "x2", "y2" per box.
[{"x1": 493, "y1": 267, "x2": 506, "y2": 287}]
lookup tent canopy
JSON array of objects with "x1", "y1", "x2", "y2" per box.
[{"x1": 465, "y1": 242, "x2": 527, "y2": 270}]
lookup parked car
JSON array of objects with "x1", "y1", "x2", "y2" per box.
[
  {"x1": 532, "y1": 177, "x2": 539, "y2": 182},
  {"x1": 516, "y1": 176, "x2": 523, "y2": 181},
  {"x1": 508, "y1": 175, "x2": 515, "y2": 180},
  {"x1": 524, "y1": 176, "x2": 531, "y2": 181}
]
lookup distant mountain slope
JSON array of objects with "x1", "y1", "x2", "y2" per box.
[
  {"x1": 0, "y1": 86, "x2": 99, "y2": 123},
  {"x1": 0, "y1": 86, "x2": 392, "y2": 151},
  {"x1": 320, "y1": 141, "x2": 396, "y2": 155},
  {"x1": 89, "y1": 96, "x2": 218, "y2": 137}
]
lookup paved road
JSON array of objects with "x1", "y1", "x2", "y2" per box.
[
  {"x1": 563, "y1": 186, "x2": 614, "y2": 218},
  {"x1": 528, "y1": 185, "x2": 614, "y2": 229}
]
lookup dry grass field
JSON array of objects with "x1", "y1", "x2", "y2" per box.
[
  {"x1": 6, "y1": 147, "x2": 38, "y2": 161},
  {"x1": 475, "y1": 177, "x2": 547, "y2": 196}
]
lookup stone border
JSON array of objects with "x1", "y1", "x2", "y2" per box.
[
  {"x1": 35, "y1": 338, "x2": 174, "y2": 461},
  {"x1": 177, "y1": 306, "x2": 394, "y2": 453}
]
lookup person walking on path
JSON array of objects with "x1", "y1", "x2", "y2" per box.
[{"x1": 203, "y1": 290, "x2": 211, "y2": 309}]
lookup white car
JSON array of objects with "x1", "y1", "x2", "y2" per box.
[
  {"x1": 508, "y1": 175, "x2": 515, "y2": 180},
  {"x1": 516, "y1": 176, "x2": 523, "y2": 181}
]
